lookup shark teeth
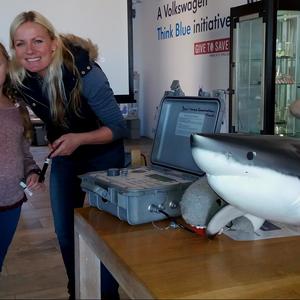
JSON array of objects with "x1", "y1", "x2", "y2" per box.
[{"x1": 188, "y1": 224, "x2": 206, "y2": 236}]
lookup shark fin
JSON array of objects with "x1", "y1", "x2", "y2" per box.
[
  {"x1": 244, "y1": 214, "x2": 265, "y2": 232},
  {"x1": 206, "y1": 205, "x2": 244, "y2": 238}
]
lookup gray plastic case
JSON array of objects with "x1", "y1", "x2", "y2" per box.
[{"x1": 80, "y1": 96, "x2": 225, "y2": 225}]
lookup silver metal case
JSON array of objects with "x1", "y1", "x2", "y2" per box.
[{"x1": 80, "y1": 96, "x2": 225, "y2": 225}]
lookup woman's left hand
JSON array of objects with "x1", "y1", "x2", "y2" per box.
[{"x1": 50, "y1": 133, "x2": 82, "y2": 157}]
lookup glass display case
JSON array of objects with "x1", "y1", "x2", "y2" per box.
[
  {"x1": 275, "y1": 11, "x2": 300, "y2": 135},
  {"x1": 229, "y1": 0, "x2": 300, "y2": 136}
]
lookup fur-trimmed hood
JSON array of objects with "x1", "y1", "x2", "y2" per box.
[{"x1": 61, "y1": 34, "x2": 99, "y2": 61}]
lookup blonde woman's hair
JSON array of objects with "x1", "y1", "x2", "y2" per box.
[
  {"x1": 0, "y1": 42, "x2": 33, "y2": 141},
  {"x1": 9, "y1": 10, "x2": 82, "y2": 125}
]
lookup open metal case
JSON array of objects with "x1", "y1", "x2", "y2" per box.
[{"x1": 80, "y1": 95, "x2": 224, "y2": 225}]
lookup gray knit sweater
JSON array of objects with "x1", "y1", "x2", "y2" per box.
[{"x1": 0, "y1": 106, "x2": 39, "y2": 208}]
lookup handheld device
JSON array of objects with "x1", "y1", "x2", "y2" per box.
[
  {"x1": 19, "y1": 180, "x2": 33, "y2": 197},
  {"x1": 38, "y1": 143, "x2": 61, "y2": 182}
]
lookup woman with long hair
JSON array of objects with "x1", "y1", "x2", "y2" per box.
[{"x1": 9, "y1": 11, "x2": 128, "y2": 299}]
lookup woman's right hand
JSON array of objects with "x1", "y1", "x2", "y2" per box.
[{"x1": 50, "y1": 133, "x2": 83, "y2": 157}]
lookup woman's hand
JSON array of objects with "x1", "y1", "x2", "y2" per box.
[
  {"x1": 49, "y1": 127, "x2": 114, "y2": 158},
  {"x1": 50, "y1": 133, "x2": 83, "y2": 158}
]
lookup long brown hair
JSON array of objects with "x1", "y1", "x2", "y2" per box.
[{"x1": 0, "y1": 42, "x2": 33, "y2": 141}]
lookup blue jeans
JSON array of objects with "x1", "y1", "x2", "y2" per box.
[
  {"x1": 50, "y1": 144, "x2": 124, "y2": 298},
  {"x1": 0, "y1": 206, "x2": 21, "y2": 272}
]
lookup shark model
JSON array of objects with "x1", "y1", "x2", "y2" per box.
[{"x1": 190, "y1": 133, "x2": 300, "y2": 237}]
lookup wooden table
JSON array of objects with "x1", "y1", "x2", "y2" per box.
[{"x1": 74, "y1": 207, "x2": 300, "y2": 299}]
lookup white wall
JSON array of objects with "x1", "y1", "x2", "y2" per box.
[{"x1": 133, "y1": 0, "x2": 250, "y2": 137}]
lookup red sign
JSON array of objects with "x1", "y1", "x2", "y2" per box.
[{"x1": 194, "y1": 38, "x2": 230, "y2": 55}]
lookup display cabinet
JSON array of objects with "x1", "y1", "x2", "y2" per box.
[{"x1": 229, "y1": 0, "x2": 300, "y2": 136}]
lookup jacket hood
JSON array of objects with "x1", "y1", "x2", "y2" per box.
[{"x1": 61, "y1": 34, "x2": 98, "y2": 61}]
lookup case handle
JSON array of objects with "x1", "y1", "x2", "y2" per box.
[{"x1": 81, "y1": 181, "x2": 110, "y2": 201}]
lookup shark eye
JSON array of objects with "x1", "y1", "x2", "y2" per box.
[{"x1": 247, "y1": 151, "x2": 256, "y2": 160}]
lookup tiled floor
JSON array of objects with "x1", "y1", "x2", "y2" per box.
[{"x1": 0, "y1": 138, "x2": 152, "y2": 299}]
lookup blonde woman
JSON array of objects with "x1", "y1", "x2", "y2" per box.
[{"x1": 9, "y1": 11, "x2": 127, "y2": 299}]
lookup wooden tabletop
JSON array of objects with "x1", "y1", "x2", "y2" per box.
[{"x1": 75, "y1": 207, "x2": 300, "y2": 299}]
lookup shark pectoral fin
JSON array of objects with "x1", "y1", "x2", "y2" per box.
[
  {"x1": 206, "y1": 205, "x2": 245, "y2": 238},
  {"x1": 244, "y1": 214, "x2": 265, "y2": 232}
]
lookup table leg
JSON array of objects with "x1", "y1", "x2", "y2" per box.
[{"x1": 75, "y1": 229, "x2": 101, "y2": 299}]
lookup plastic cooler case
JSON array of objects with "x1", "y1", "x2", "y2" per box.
[{"x1": 79, "y1": 95, "x2": 225, "y2": 225}]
